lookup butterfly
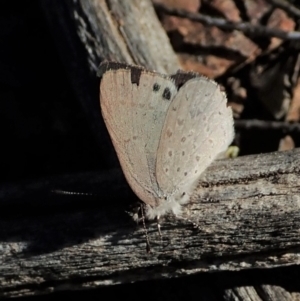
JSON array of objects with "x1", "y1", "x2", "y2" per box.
[{"x1": 98, "y1": 61, "x2": 234, "y2": 220}]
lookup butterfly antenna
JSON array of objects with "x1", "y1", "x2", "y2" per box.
[
  {"x1": 140, "y1": 204, "x2": 151, "y2": 253},
  {"x1": 51, "y1": 190, "x2": 96, "y2": 196}
]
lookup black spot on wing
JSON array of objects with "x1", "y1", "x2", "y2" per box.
[
  {"x1": 171, "y1": 70, "x2": 199, "y2": 89},
  {"x1": 162, "y1": 87, "x2": 171, "y2": 100},
  {"x1": 153, "y1": 83, "x2": 161, "y2": 92},
  {"x1": 97, "y1": 61, "x2": 132, "y2": 77},
  {"x1": 130, "y1": 68, "x2": 142, "y2": 85},
  {"x1": 97, "y1": 61, "x2": 144, "y2": 85}
]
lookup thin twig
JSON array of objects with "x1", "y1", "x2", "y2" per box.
[
  {"x1": 235, "y1": 119, "x2": 300, "y2": 132},
  {"x1": 154, "y1": 3, "x2": 300, "y2": 41},
  {"x1": 267, "y1": 0, "x2": 300, "y2": 19}
]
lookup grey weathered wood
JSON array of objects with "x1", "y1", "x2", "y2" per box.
[
  {"x1": 1, "y1": 149, "x2": 300, "y2": 298},
  {"x1": 75, "y1": 0, "x2": 180, "y2": 73},
  {"x1": 40, "y1": 0, "x2": 180, "y2": 167},
  {"x1": 224, "y1": 285, "x2": 300, "y2": 301}
]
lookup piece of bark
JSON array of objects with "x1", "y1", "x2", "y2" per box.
[
  {"x1": 224, "y1": 285, "x2": 300, "y2": 301},
  {"x1": 267, "y1": 8, "x2": 296, "y2": 51},
  {"x1": 40, "y1": 0, "x2": 180, "y2": 167},
  {"x1": 76, "y1": 0, "x2": 180, "y2": 73},
  {"x1": 1, "y1": 149, "x2": 300, "y2": 298},
  {"x1": 156, "y1": 0, "x2": 260, "y2": 78},
  {"x1": 43, "y1": 0, "x2": 180, "y2": 73}
]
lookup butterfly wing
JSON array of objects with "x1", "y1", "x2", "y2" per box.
[
  {"x1": 99, "y1": 64, "x2": 178, "y2": 207},
  {"x1": 156, "y1": 77, "x2": 234, "y2": 201}
]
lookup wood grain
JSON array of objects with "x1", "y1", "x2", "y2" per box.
[{"x1": 1, "y1": 149, "x2": 300, "y2": 297}]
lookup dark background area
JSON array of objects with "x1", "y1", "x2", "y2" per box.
[{"x1": 0, "y1": 0, "x2": 105, "y2": 183}]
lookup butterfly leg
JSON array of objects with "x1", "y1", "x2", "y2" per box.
[
  {"x1": 140, "y1": 204, "x2": 151, "y2": 253},
  {"x1": 156, "y1": 215, "x2": 163, "y2": 243}
]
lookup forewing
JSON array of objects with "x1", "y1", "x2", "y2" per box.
[
  {"x1": 100, "y1": 66, "x2": 178, "y2": 207},
  {"x1": 156, "y1": 77, "x2": 234, "y2": 198}
]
